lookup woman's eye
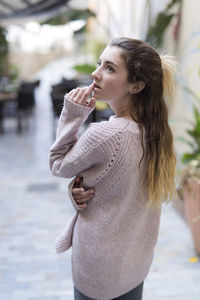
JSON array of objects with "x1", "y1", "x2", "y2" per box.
[
  {"x1": 96, "y1": 62, "x2": 114, "y2": 72},
  {"x1": 106, "y1": 65, "x2": 114, "y2": 72}
]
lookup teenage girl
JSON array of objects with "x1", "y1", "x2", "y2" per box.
[{"x1": 49, "y1": 37, "x2": 177, "y2": 300}]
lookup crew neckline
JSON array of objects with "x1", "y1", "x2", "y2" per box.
[{"x1": 110, "y1": 115, "x2": 133, "y2": 121}]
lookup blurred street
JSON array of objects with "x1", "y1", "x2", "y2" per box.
[{"x1": 0, "y1": 58, "x2": 200, "y2": 300}]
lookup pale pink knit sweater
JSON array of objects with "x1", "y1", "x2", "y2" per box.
[{"x1": 49, "y1": 98, "x2": 161, "y2": 300}]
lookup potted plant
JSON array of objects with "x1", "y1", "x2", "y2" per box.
[
  {"x1": 180, "y1": 160, "x2": 200, "y2": 255},
  {"x1": 179, "y1": 102, "x2": 200, "y2": 255}
]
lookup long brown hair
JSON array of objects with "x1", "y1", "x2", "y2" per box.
[{"x1": 110, "y1": 37, "x2": 177, "y2": 207}]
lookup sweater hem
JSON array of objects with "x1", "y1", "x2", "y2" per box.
[{"x1": 73, "y1": 270, "x2": 149, "y2": 300}]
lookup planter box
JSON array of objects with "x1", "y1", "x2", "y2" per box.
[{"x1": 183, "y1": 180, "x2": 200, "y2": 255}]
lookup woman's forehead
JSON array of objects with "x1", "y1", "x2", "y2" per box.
[{"x1": 100, "y1": 46, "x2": 124, "y2": 65}]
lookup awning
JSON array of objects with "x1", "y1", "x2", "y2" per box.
[{"x1": 0, "y1": 0, "x2": 71, "y2": 21}]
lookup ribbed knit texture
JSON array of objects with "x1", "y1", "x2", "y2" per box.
[{"x1": 49, "y1": 98, "x2": 161, "y2": 300}]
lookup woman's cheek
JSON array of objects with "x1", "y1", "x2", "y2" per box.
[{"x1": 104, "y1": 79, "x2": 116, "y2": 91}]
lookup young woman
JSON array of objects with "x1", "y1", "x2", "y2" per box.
[{"x1": 49, "y1": 37, "x2": 177, "y2": 300}]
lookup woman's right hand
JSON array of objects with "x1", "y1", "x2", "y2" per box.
[
  {"x1": 67, "y1": 83, "x2": 96, "y2": 109},
  {"x1": 72, "y1": 177, "x2": 94, "y2": 209}
]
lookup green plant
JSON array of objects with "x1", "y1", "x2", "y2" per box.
[
  {"x1": 8, "y1": 64, "x2": 19, "y2": 83},
  {"x1": 146, "y1": 0, "x2": 182, "y2": 47},
  {"x1": 181, "y1": 107, "x2": 200, "y2": 163},
  {"x1": 73, "y1": 63, "x2": 96, "y2": 75},
  {"x1": 180, "y1": 87, "x2": 200, "y2": 164},
  {"x1": 0, "y1": 26, "x2": 9, "y2": 77}
]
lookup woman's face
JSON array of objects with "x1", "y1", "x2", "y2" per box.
[{"x1": 92, "y1": 46, "x2": 132, "y2": 103}]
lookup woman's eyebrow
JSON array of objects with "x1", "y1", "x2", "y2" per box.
[
  {"x1": 99, "y1": 58, "x2": 119, "y2": 68},
  {"x1": 105, "y1": 61, "x2": 119, "y2": 68}
]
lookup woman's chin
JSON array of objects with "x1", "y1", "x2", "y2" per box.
[
  {"x1": 92, "y1": 94, "x2": 101, "y2": 101},
  {"x1": 92, "y1": 92, "x2": 109, "y2": 102}
]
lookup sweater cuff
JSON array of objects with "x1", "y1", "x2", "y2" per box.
[{"x1": 64, "y1": 96, "x2": 94, "y2": 119}]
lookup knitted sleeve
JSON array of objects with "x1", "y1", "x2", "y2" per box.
[{"x1": 49, "y1": 98, "x2": 115, "y2": 179}]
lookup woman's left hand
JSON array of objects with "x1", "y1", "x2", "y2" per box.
[
  {"x1": 72, "y1": 176, "x2": 95, "y2": 209},
  {"x1": 67, "y1": 83, "x2": 96, "y2": 109}
]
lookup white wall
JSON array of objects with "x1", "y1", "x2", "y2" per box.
[
  {"x1": 88, "y1": 0, "x2": 151, "y2": 41},
  {"x1": 88, "y1": 0, "x2": 172, "y2": 41},
  {"x1": 169, "y1": 0, "x2": 200, "y2": 158}
]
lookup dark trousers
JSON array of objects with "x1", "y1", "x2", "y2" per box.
[{"x1": 74, "y1": 282, "x2": 144, "y2": 300}]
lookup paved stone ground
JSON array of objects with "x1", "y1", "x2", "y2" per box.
[{"x1": 0, "y1": 57, "x2": 200, "y2": 300}]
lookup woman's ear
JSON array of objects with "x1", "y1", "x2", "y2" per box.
[{"x1": 130, "y1": 81, "x2": 145, "y2": 94}]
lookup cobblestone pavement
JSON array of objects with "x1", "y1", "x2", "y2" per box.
[{"x1": 0, "y1": 58, "x2": 200, "y2": 300}]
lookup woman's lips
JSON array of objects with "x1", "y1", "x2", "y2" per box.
[
  {"x1": 94, "y1": 83, "x2": 101, "y2": 89},
  {"x1": 93, "y1": 84, "x2": 101, "y2": 93}
]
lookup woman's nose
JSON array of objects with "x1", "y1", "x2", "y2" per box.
[{"x1": 92, "y1": 68, "x2": 101, "y2": 80}]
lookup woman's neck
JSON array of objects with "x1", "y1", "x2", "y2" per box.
[{"x1": 108, "y1": 100, "x2": 132, "y2": 120}]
